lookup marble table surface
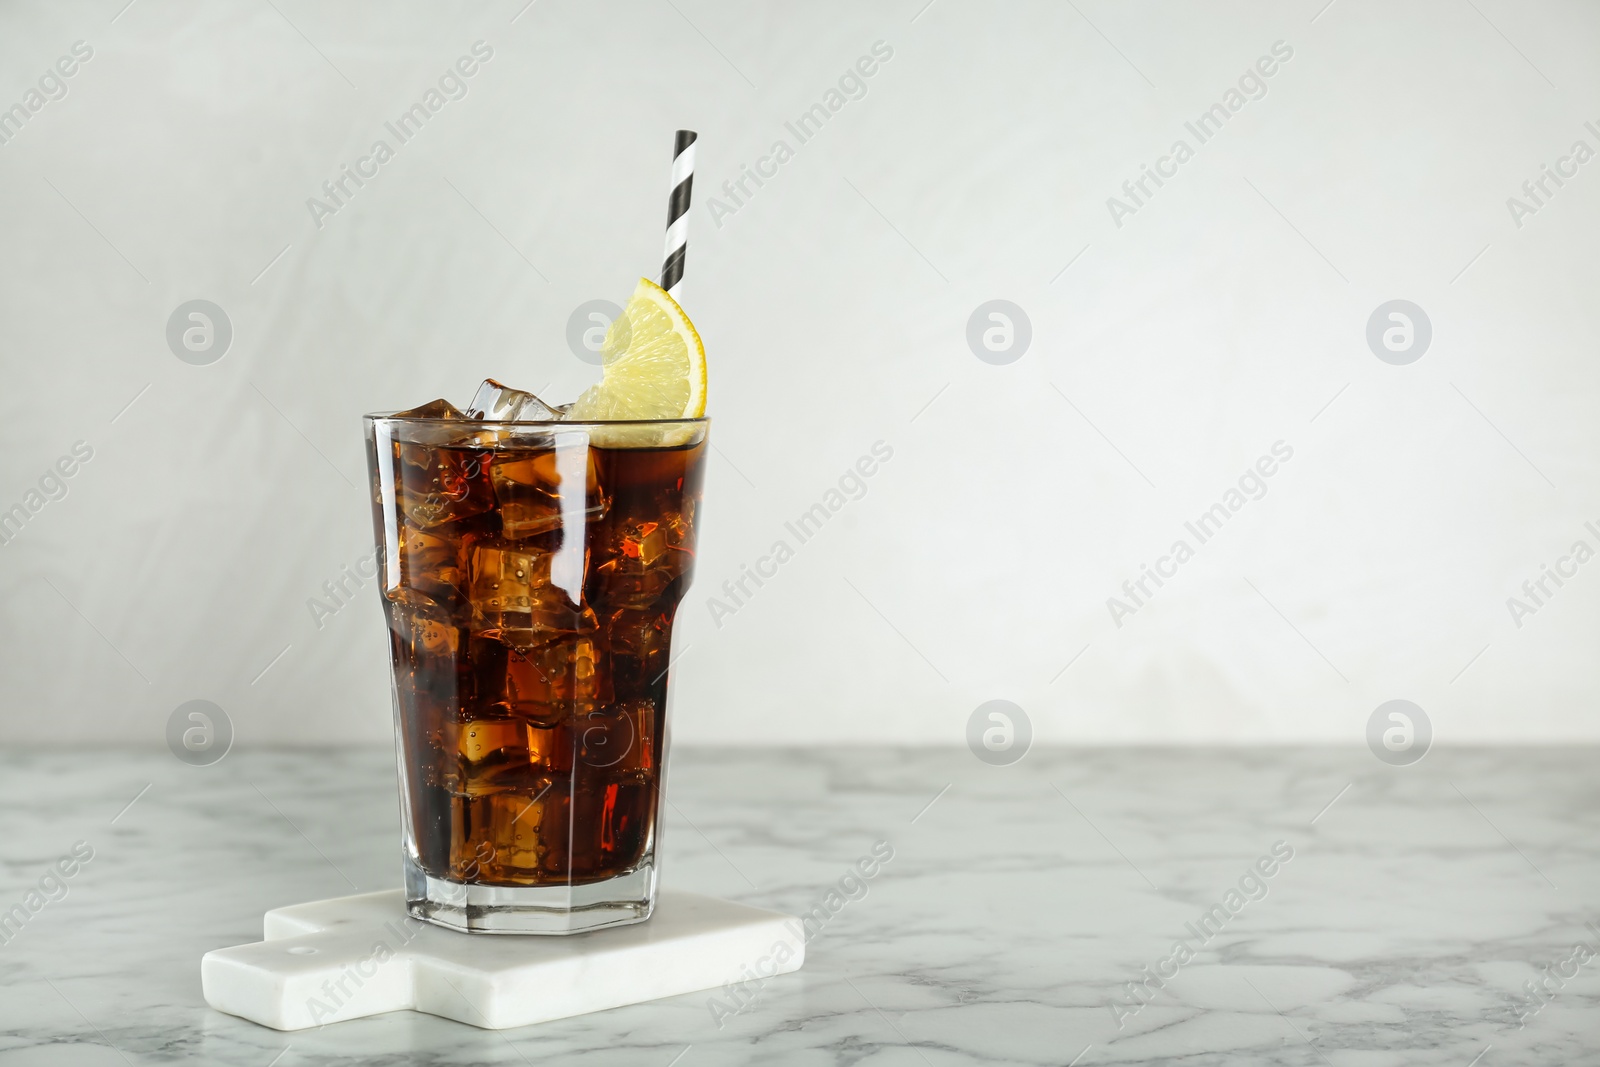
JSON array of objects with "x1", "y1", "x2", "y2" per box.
[{"x1": 0, "y1": 745, "x2": 1595, "y2": 1066}]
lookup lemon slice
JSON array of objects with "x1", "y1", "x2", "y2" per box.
[{"x1": 566, "y1": 278, "x2": 706, "y2": 421}]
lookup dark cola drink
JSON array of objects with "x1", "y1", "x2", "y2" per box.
[{"x1": 366, "y1": 401, "x2": 706, "y2": 933}]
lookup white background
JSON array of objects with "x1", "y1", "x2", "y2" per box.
[{"x1": 1, "y1": 0, "x2": 1596, "y2": 747}]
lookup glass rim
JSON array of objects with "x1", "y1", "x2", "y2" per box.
[{"x1": 363, "y1": 412, "x2": 709, "y2": 428}]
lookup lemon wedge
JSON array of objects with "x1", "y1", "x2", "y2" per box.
[{"x1": 566, "y1": 278, "x2": 706, "y2": 421}]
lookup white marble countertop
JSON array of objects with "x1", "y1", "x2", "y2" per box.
[{"x1": 0, "y1": 746, "x2": 1594, "y2": 1065}]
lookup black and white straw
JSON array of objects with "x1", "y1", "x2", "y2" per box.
[{"x1": 660, "y1": 129, "x2": 697, "y2": 300}]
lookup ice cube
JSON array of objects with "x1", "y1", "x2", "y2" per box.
[
  {"x1": 376, "y1": 400, "x2": 487, "y2": 528},
  {"x1": 605, "y1": 607, "x2": 671, "y2": 690},
  {"x1": 389, "y1": 608, "x2": 468, "y2": 709},
  {"x1": 525, "y1": 721, "x2": 578, "y2": 774},
  {"x1": 447, "y1": 717, "x2": 569, "y2": 802},
  {"x1": 517, "y1": 637, "x2": 607, "y2": 705},
  {"x1": 576, "y1": 700, "x2": 656, "y2": 781},
  {"x1": 489, "y1": 447, "x2": 606, "y2": 539},
  {"x1": 394, "y1": 691, "x2": 455, "y2": 875},
  {"x1": 384, "y1": 525, "x2": 464, "y2": 608},
  {"x1": 390, "y1": 606, "x2": 463, "y2": 662},
  {"x1": 456, "y1": 717, "x2": 529, "y2": 767},
  {"x1": 394, "y1": 398, "x2": 464, "y2": 419},
  {"x1": 452, "y1": 791, "x2": 555, "y2": 876},
  {"x1": 465, "y1": 539, "x2": 549, "y2": 620},
  {"x1": 410, "y1": 614, "x2": 461, "y2": 657},
  {"x1": 465, "y1": 379, "x2": 565, "y2": 422},
  {"x1": 593, "y1": 516, "x2": 694, "y2": 610},
  {"x1": 467, "y1": 631, "x2": 609, "y2": 727},
  {"x1": 568, "y1": 775, "x2": 653, "y2": 872},
  {"x1": 395, "y1": 436, "x2": 496, "y2": 530},
  {"x1": 464, "y1": 539, "x2": 596, "y2": 643}
]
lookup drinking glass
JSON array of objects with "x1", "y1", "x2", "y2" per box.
[{"x1": 364, "y1": 414, "x2": 707, "y2": 934}]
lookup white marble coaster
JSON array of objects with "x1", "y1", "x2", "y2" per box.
[{"x1": 202, "y1": 889, "x2": 804, "y2": 1031}]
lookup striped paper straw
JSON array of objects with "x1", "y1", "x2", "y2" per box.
[{"x1": 660, "y1": 129, "x2": 697, "y2": 299}]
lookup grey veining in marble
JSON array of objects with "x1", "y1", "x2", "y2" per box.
[{"x1": 0, "y1": 745, "x2": 1595, "y2": 1065}]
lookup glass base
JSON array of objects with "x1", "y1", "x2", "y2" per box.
[{"x1": 403, "y1": 855, "x2": 657, "y2": 935}]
